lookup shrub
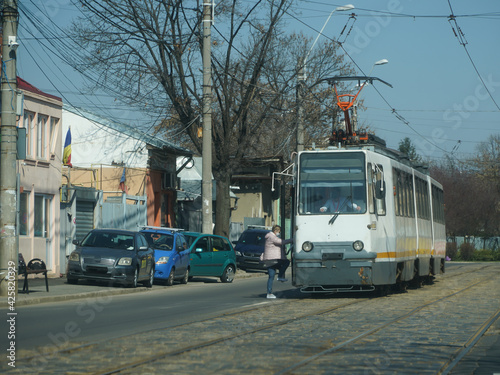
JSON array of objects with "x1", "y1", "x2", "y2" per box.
[
  {"x1": 459, "y1": 242, "x2": 475, "y2": 261},
  {"x1": 446, "y1": 242, "x2": 458, "y2": 260},
  {"x1": 471, "y1": 249, "x2": 495, "y2": 261}
]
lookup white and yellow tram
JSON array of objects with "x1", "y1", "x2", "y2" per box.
[{"x1": 292, "y1": 145, "x2": 446, "y2": 293}]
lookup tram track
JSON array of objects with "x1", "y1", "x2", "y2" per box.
[
  {"x1": 90, "y1": 298, "x2": 367, "y2": 375},
  {"x1": 438, "y1": 308, "x2": 500, "y2": 375},
  {"x1": 11, "y1": 298, "x2": 367, "y2": 374},
  {"x1": 274, "y1": 278, "x2": 493, "y2": 374},
  {"x1": 8, "y1": 263, "x2": 499, "y2": 374},
  {"x1": 111, "y1": 266, "x2": 499, "y2": 375}
]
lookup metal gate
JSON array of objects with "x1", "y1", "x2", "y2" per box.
[
  {"x1": 76, "y1": 200, "x2": 95, "y2": 241},
  {"x1": 101, "y1": 195, "x2": 147, "y2": 230}
]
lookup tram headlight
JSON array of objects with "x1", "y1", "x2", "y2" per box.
[
  {"x1": 352, "y1": 240, "x2": 364, "y2": 251},
  {"x1": 302, "y1": 241, "x2": 314, "y2": 252}
]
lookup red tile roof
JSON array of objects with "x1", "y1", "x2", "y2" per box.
[{"x1": 17, "y1": 76, "x2": 62, "y2": 102}]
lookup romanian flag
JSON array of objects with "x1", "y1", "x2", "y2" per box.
[{"x1": 63, "y1": 128, "x2": 72, "y2": 167}]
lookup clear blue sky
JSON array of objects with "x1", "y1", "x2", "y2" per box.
[{"x1": 16, "y1": 0, "x2": 500, "y2": 164}]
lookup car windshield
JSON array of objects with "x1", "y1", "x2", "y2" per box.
[
  {"x1": 82, "y1": 232, "x2": 135, "y2": 250},
  {"x1": 238, "y1": 231, "x2": 267, "y2": 246},
  {"x1": 142, "y1": 232, "x2": 175, "y2": 250},
  {"x1": 184, "y1": 234, "x2": 200, "y2": 248}
]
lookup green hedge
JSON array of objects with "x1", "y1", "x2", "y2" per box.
[{"x1": 446, "y1": 243, "x2": 500, "y2": 261}]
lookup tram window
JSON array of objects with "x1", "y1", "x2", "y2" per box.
[
  {"x1": 402, "y1": 173, "x2": 406, "y2": 217},
  {"x1": 393, "y1": 169, "x2": 399, "y2": 216},
  {"x1": 424, "y1": 182, "x2": 430, "y2": 220},
  {"x1": 432, "y1": 185, "x2": 445, "y2": 224},
  {"x1": 298, "y1": 152, "x2": 367, "y2": 215},
  {"x1": 408, "y1": 174, "x2": 415, "y2": 217},
  {"x1": 367, "y1": 164, "x2": 375, "y2": 214},
  {"x1": 416, "y1": 178, "x2": 424, "y2": 219},
  {"x1": 394, "y1": 168, "x2": 403, "y2": 217},
  {"x1": 375, "y1": 165, "x2": 386, "y2": 215}
]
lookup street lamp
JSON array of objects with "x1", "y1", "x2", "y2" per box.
[
  {"x1": 301, "y1": 4, "x2": 355, "y2": 80},
  {"x1": 367, "y1": 58, "x2": 389, "y2": 76},
  {"x1": 297, "y1": 4, "x2": 355, "y2": 152}
]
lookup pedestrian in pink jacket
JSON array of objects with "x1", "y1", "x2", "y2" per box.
[{"x1": 260, "y1": 225, "x2": 292, "y2": 299}]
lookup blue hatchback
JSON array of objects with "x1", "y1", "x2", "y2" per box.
[{"x1": 140, "y1": 227, "x2": 190, "y2": 286}]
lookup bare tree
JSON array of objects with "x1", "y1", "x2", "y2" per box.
[
  {"x1": 430, "y1": 147, "x2": 500, "y2": 240},
  {"x1": 469, "y1": 134, "x2": 500, "y2": 191},
  {"x1": 69, "y1": 0, "x2": 353, "y2": 236}
]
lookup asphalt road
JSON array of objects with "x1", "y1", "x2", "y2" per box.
[
  {"x1": 1, "y1": 263, "x2": 499, "y2": 374},
  {"x1": 4, "y1": 274, "x2": 298, "y2": 351}
]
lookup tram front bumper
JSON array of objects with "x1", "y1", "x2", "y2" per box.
[{"x1": 295, "y1": 259, "x2": 373, "y2": 286}]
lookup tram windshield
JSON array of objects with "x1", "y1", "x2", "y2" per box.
[{"x1": 298, "y1": 152, "x2": 366, "y2": 215}]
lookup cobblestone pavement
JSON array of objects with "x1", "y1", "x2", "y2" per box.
[{"x1": 3, "y1": 263, "x2": 500, "y2": 374}]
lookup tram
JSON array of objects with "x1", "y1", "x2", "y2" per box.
[{"x1": 290, "y1": 77, "x2": 446, "y2": 293}]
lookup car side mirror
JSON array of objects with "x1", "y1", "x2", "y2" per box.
[
  {"x1": 177, "y1": 246, "x2": 184, "y2": 252},
  {"x1": 72, "y1": 239, "x2": 80, "y2": 246}
]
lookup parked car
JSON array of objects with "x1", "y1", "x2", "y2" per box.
[
  {"x1": 67, "y1": 229, "x2": 155, "y2": 288},
  {"x1": 184, "y1": 232, "x2": 237, "y2": 283},
  {"x1": 140, "y1": 227, "x2": 190, "y2": 286},
  {"x1": 234, "y1": 228, "x2": 270, "y2": 271}
]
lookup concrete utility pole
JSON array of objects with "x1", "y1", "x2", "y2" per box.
[
  {"x1": 296, "y1": 67, "x2": 305, "y2": 152},
  {"x1": 0, "y1": 0, "x2": 19, "y2": 296},
  {"x1": 201, "y1": 1, "x2": 213, "y2": 234}
]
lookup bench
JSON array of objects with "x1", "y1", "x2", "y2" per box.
[{"x1": 18, "y1": 253, "x2": 49, "y2": 294}]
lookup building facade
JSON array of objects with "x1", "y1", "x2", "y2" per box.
[
  {"x1": 61, "y1": 105, "x2": 192, "y2": 254},
  {"x1": 17, "y1": 77, "x2": 63, "y2": 275}
]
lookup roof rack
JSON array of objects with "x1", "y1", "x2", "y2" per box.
[
  {"x1": 139, "y1": 225, "x2": 185, "y2": 232},
  {"x1": 247, "y1": 225, "x2": 272, "y2": 230}
]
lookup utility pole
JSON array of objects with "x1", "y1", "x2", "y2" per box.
[
  {"x1": 0, "y1": 0, "x2": 19, "y2": 296},
  {"x1": 201, "y1": 1, "x2": 213, "y2": 234},
  {"x1": 296, "y1": 67, "x2": 305, "y2": 152}
]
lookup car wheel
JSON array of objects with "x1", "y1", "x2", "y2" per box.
[
  {"x1": 181, "y1": 268, "x2": 189, "y2": 284},
  {"x1": 143, "y1": 267, "x2": 154, "y2": 288},
  {"x1": 166, "y1": 269, "x2": 175, "y2": 286},
  {"x1": 67, "y1": 277, "x2": 78, "y2": 285},
  {"x1": 129, "y1": 268, "x2": 138, "y2": 288},
  {"x1": 220, "y1": 265, "x2": 235, "y2": 283}
]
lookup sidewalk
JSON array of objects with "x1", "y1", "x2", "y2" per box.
[{"x1": 1, "y1": 270, "x2": 265, "y2": 308}]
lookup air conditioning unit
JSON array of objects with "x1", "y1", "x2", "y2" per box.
[{"x1": 161, "y1": 173, "x2": 176, "y2": 189}]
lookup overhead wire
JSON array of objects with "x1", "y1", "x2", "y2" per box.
[
  {"x1": 18, "y1": 1, "x2": 185, "y2": 164},
  {"x1": 446, "y1": 0, "x2": 500, "y2": 111},
  {"x1": 285, "y1": 9, "x2": 453, "y2": 155}
]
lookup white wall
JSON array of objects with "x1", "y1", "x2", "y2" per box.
[{"x1": 62, "y1": 108, "x2": 149, "y2": 168}]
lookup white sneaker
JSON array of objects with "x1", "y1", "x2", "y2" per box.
[
  {"x1": 267, "y1": 293, "x2": 276, "y2": 299},
  {"x1": 277, "y1": 278, "x2": 288, "y2": 282}
]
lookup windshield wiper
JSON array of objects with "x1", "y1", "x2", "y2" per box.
[{"x1": 328, "y1": 196, "x2": 352, "y2": 225}]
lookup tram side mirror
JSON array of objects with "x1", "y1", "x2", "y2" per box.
[
  {"x1": 375, "y1": 171, "x2": 386, "y2": 200},
  {"x1": 271, "y1": 181, "x2": 281, "y2": 200}
]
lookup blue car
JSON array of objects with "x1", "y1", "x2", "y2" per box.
[
  {"x1": 234, "y1": 228, "x2": 270, "y2": 271},
  {"x1": 140, "y1": 227, "x2": 190, "y2": 286}
]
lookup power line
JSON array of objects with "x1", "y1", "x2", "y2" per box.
[{"x1": 447, "y1": 1, "x2": 500, "y2": 111}]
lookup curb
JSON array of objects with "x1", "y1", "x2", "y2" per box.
[{"x1": 2, "y1": 271, "x2": 266, "y2": 308}]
